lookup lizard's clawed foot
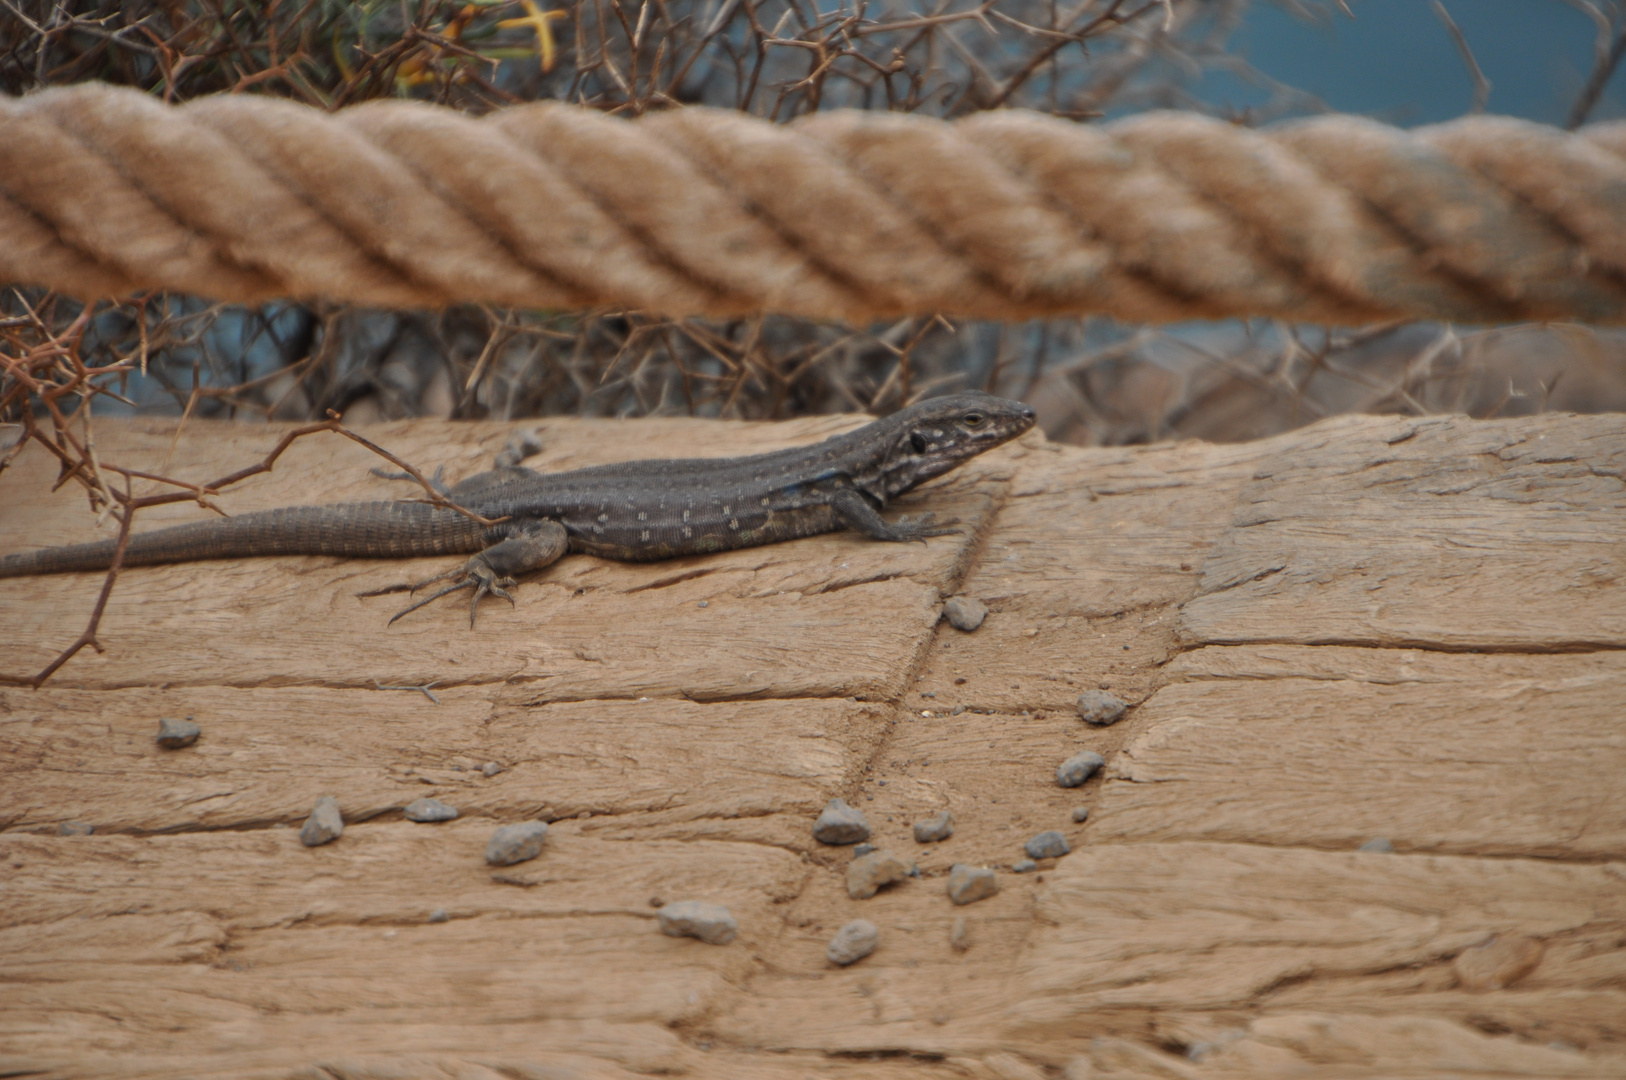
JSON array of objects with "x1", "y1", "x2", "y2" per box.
[
  {"x1": 890, "y1": 512, "x2": 962, "y2": 542},
  {"x1": 361, "y1": 559, "x2": 519, "y2": 627},
  {"x1": 357, "y1": 519, "x2": 569, "y2": 627},
  {"x1": 370, "y1": 464, "x2": 451, "y2": 495},
  {"x1": 358, "y1": 559, "x2": 516, "y2": 627}
]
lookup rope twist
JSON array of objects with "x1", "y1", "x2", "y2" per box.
[{"x1": 4, "y1": 83, "x2": 1626, "y2": 324}]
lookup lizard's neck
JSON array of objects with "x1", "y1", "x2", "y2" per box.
[{"x1": 833, "y1": 422, "x2": 958, "y2": 508}]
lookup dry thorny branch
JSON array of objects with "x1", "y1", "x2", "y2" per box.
[{"x1": 0, "y1": 294, "x2": 508, "y2": 687}]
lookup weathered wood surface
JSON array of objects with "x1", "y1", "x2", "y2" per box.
[{"x1": 1, "y1": 409, "x2": 1622, "y2": 1080}]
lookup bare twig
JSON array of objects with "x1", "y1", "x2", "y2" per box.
[
  {"x1": 1432, "y1": 1, "x2": 1490, "y2": 114},
  {"x1": 1569, "y1": 20, "x2": 1626, "y2": 128}
]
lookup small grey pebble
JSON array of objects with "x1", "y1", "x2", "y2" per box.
[
  {"x1": 913, "y1": 810, "x2": 955, "y2": 844},
  {"x1": 485, "y1": 821, "x2": 549, "y2": 866},
  {"x1": 697, "y1": 600, "x2": 709, "y2": 608},
  {"x1": 1358, "y1": 837, "x2": 1395, "y2": 853},
  {"x1": 1056, "y1": 750, "x2": 1106, "y2": 788},
  {"x1": 846, "y1": 849, "x2": 914, "y2": 900},
  {"x1": 1025, "y1": 830, "x2": 1071, "y2": 860},
  {"x1": 428, "y1": 909, "x2": 449, "y2": 924},
  {"x1": 853, "y1": 842, "x2": 876, "y2": 857},
  {"x1": 155, "y1": 716, "x2": 201, "y2": 749},
  {"x1": 299, "y1": 796, "x2": 344, "y2": 847},
  {"x1": 946, "y1": 864, "x2": 998, "y2": 906},
  {"x1": 1076, "y1": 690, "x2": 1128, "y2": 727},
  {"x1": 1013, "y1": 858, "x2": 1038, "y2": 873},
  {"x1": 950, "y1": 915, "x2": 969, "y2": 953},
  {"x1": 481, "y1": 762, "x2": 503, "y2": 778},
  {"x1": 942, "y1": 595, "x2": 989, "y2": 632},
  {"x1": 658, "y1": 900, "x2": 738, "y2": 945},
  {"x1": 1071, "y1": 806, "x2": 1091, "y2": 823},
  {"x1": 826, "y1": 919, "x2": 880, "y2": 966},
  {"x1": 813, "y1": 798, "x2": 871, "y2": 845},
  {"x1": 404, "y1": 797, "x2": 458, "y2": 823},
  {"x1": 56, "y1": 821, "x2": 94, "y2": 836}
]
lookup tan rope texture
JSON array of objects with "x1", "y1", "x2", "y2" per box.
[{"x1": 5, "y1": 83, "x2": 1626, "y2": 324}]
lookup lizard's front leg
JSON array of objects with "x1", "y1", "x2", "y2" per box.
[
  {"x1": 829, "y1": 488, "x2": 960, "y2": 543},
  {"x1": 361, "y1": 519, "x2": 569, "y2": 626}
]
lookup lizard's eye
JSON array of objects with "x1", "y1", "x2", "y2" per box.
[
  {"x1": 911, "y1": 432, "x2": 928, "y2": 454},
  {"x1": 963, "y1": 412, "x2": 984, "y2": 426}
]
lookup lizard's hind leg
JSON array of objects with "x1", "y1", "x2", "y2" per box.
[
  {"x1": 370, "y1": 464, "x2": 452, "y2": 495},
  {"x1": 360, "y1": 520, "x2": 569, "y2": 627}
]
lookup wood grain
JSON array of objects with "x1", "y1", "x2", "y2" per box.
[
  {"x1": 1179, "y1": 413, "x2": 1626, "y2": 650},
  {"x1": 1091, "y1": 645, "x2": 1626, "y2": 857},
  {"x1": 3, "y1": 412, "x2": 1623, "y2": 1079}
]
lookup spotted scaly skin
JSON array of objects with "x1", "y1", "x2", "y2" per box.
[{"x1": 0, "y1": 392, "x2": 1036, "y2": 622}]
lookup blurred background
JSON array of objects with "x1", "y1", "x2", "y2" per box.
[{"x1": 3, "y1": 0, "x2": 1625, "y2": 447}]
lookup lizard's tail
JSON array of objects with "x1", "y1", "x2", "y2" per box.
[{"x1": 0, "y1": 502, "x2": 495, "y2": 577}]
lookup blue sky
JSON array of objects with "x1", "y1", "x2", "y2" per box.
[{"x1": 1218, "y1": 0, "x2": 1625, "y2": 126}]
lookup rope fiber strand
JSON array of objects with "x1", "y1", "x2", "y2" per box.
[{"x1": 4, "y1": 83, "x2": 1626, "y2": 325}]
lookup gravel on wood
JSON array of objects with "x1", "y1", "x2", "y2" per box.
[
  {"x1": 813, "y1": 798, "x2": 871, "y2": 845},
  {"x1": 1025, "y1": 830, "x2": 1071, "y2": 860},
  {"x1": 428, "y1": 909, "x2": 450, "y2": 924},
  {"x1": 56, "y1": 822, "x2": 94, "y2": 836},
  {"x1": 913, "y1": 810, "x2": 955, "y2": 843},
  {"x1": 485, "y1": 821, "x2": 549, "y2": 866},
  {"x1": 481, "y1": 762, "x2": 503, "y2": 777},
  {"x1": 299, "y1": 796, "x2": 344, "y2": 847},
  {"x1": 1071, "y1": 806, "x2": 1091, "y2": 823},
  {"x1": 947, "y1": 864, "x2": 999, "y2": 906},
  {"x1": 155, "y1": 716, "x2": 201, "y2": 749},
  {"x1": 404, "y1": 797, "x2": 458, "y2": 823},
  {"x1": 658, "y1": 900, "x2": 738, "y2": 945},
  {"x1": 847, "y1": 849, "x2": 914, "y2": 899},
  {"x1": 1076, "y1": 690, "x2": 1128, "y2": 726},
  {"x1": 950, "y1": 915, "x2": 970, "y2": 952},
  {"x1": 1013, "y1": 858, "x2": 1037, "y2": 873},
  {"x1": 1056, "y1": 751, "x2": 1106, "y2": 788},
  {"x1": 942, "y1": 595, "x2": 989, "y2": 632},
  {"x1": 1358, "y1": 837, "x2": 1395, "y2": 853},
  {"x1": 826, "y1": 919, "x2": 880, "y2": 966}
]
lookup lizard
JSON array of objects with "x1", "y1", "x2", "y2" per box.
[{"x1": 0, "y1": 392, "x2": 1036, "y2": 624}]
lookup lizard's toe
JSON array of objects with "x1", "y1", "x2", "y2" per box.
[
  {"x1": 387, "y1": 577, "x2": 476, "y2": 625},
  {"x1": 891, "y1": 512, "x2": 962, "y2": 542},
  {"x1": 359, "y1": 564, "x2": 462, "y2": 599},
  {"x1": 464, "y1": 563, "x2": 522, "y2": 627}
]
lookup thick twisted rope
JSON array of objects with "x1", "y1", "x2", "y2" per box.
[{"x1": 4, "y1": 83, "x2": 1626, "y2": 324}]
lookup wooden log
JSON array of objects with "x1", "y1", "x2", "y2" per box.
[{"x1": 3, "y1": 411, "x2": 1622, "y2": 1079}]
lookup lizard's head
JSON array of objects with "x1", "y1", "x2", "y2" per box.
[{"x1": 873, "y1": 391, "x2": 1036, "y2": 500}]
